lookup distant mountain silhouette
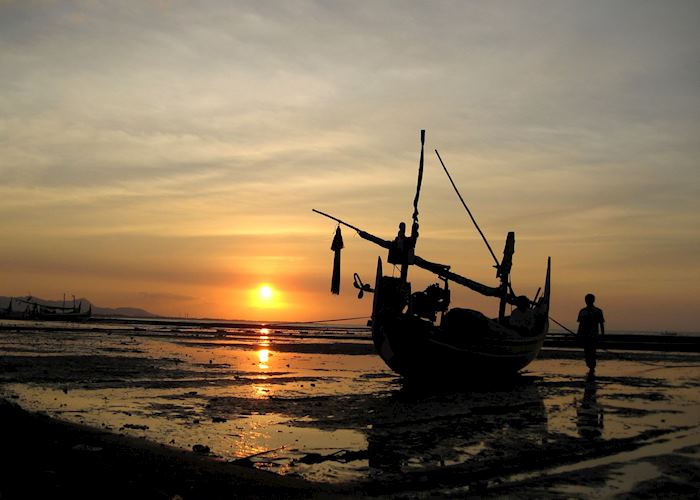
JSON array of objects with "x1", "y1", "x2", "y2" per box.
[{"x1": 0, "y1": 296, "x2": 156, "y2": 318}]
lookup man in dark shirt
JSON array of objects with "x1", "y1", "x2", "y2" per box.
[{"x1": 577, "y1": 293, "x2": 605, "y2": 375}]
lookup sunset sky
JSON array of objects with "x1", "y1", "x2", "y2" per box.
[{"x1": 1, "y1": 1, "x2": 698, "y2": 331}]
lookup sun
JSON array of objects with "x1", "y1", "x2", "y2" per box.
[
  {"x1": 250, "y1": 283, "x2": 283, "y2": 310},
  {"x1": 258, "y1": 284, "x2": 274, "y2": 301}
]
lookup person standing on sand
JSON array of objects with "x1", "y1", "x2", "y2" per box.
[{"x1": 577, "y1": 293, "x2": 605, "y2": 375}]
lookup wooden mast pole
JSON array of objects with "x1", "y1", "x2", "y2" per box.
[{"x1": 402, "y1": 129, "x2": 425, "y2": 282}]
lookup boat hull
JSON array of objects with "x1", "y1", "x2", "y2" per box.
[
  {"x1": 372, "y1": 315, "x2": 547, "y2": 379},
  {"x1": 370, "y1": 257, "x2": 551, "y2": 380},
  {"x1": 1, "y1": 299, "x2": 92, "y2": 322},
  {"x1": 35, "y1": 312, "x2": 91, "y2": 322}
]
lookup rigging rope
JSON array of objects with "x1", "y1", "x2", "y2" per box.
[
  {"x1": 270, "y1": 316, "x2": 369, "y2": 325},
  {"x1": 434, "y1": 149, "x2": 501, "y2": 270},
  {"x1": 434, "y1": 149, "x2": 520, "y2": 299}
]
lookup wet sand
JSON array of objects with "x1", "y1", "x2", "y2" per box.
[
  {"x1": 0, "y1": 399, "x2": 344, "y2": 499},
  {"x1": 1, "y1": 320, "x2": 699, "y2": 498}
]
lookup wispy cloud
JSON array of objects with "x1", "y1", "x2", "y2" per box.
[{"x1": 1, "y1": 1, "x2": 698, "y2": 328}]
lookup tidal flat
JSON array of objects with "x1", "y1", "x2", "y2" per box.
[{"x1": 1, "y1": 320, "x2": 699, "y2": 498}]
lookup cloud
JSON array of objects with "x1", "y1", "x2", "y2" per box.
[{"x1": 0, "y1": 1, "x2": 698, "y2": 327}]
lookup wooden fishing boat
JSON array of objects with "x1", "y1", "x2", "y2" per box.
[
  {"x1": 8, "y1": 296, "x2": 92, "y2": 322},
  {"x1": 314, "y1": 131, "x2": 551, "y2": 379},
  {"x1": 35, "y1": 305, "x2": 91, "y2": 322},
  {"x1": 0, "y1": 297, "x2": 17, "y2": 319}
]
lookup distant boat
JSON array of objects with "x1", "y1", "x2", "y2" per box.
[
  {"x1": 2, "y1": 296, "x2": 91, "y2": 322},
  {"x1": 0, "y1": 297, "x2": 17, "y2": 319},
  {"x1": 314, "y1": 131, "x2": 551, "y2": 379}
]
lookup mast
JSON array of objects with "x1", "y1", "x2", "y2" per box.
[
  {"x1": 498, "y1": 232, "x2": 515, "y2": 322},
  {"x1": 401, "y1": 129, "x2": 425, "y2": 282},
  {"x1": 312, "y1": 131, "x2": 527, "y2": 307}
]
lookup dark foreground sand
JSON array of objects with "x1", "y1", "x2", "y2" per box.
[
  {"x1": 0, "y1": 399, "x2": 347, "y2": 500},
  {"x1": 1, "y1": 323, "x2": 699, "y2": 498},
  {"x1": 3, "y1": 385, "x2": 699, "y2": 500}
]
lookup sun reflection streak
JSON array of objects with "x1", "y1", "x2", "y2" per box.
[
  {"x1": 258, "y1": 348, "x2": 270, "y2": 369},
  {"x1": 257, "y1": 328, "x2": 272, "y2": 368},
  {"x1": 253, "y1": 384, "x2": 270, "y2": 398}
]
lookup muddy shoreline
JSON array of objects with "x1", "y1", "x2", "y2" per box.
[
  {"x1": 0, "y1": 398, "x2": 347, "y2": 500},
  {"x1": 1, "y1": 324, "x2": 699, "y2": 497}
]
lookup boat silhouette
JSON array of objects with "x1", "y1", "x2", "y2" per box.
[
  {"x1": 1, "y1": 295, "x2": 91, "y2": 322},
  {"x1": 314, "y1": 131, "x2": 551, "y2": 379}
]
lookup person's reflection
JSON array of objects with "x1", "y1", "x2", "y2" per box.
[
  {"x1": 576, "y1": 375, "x2": 604, "y2": 439},
  {"x1": 367, "y1": 380, "x2": 548, "y2": 474}
]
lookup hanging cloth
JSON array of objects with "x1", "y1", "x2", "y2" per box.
[{"x1": 330, "y1": 226, "x2": 344, "y2": 294}]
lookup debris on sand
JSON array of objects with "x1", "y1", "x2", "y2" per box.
[
  {"x1": 121, "y1": 424, "x2": 149, "y2": 431},
  {"x1": 192, "y1": 444, "x2": 210, "y2": 454},
  {"x1": 294, "y1": 449, "x2": 368, "y2": 465},
  {"x1": 230, "y1": 446, "x2": 287, "y2": 467}
]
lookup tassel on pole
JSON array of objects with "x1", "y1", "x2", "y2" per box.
[{"x1": 330, "y1": 226, "x2": 344, "y2": 294}]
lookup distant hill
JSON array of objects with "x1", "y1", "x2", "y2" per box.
[{"x1": 0, "y1": 296, "x2": 157, "y2": 318}]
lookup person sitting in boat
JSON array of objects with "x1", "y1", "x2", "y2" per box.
[
  {"x1": 387, "y1": 222, "x2": 406, "y2": 264},
  {"x1": 509, "y1": 295, "x2": 535, "y2": 333},
  {"x1": 410, "y1": 283, "x2": 450, "y2": 322},
  {"x1": 388, "y1": 222, "x2": 415, "y2": 266}
]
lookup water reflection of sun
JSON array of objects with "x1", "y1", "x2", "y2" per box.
[
  {"x1": 258, "y1": 348, "x2": 270, "y2": 369},
  {"x1": 257, "y1": 327, "x2": 271, "y2": 369},
  {"x1": 253, "y1": 385, "x2": 269, "y2": 398}
]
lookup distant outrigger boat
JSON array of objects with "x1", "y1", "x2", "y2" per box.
[
  {"x1": 1, "y1": 296, "x2": 91, "y2": 322},
  {"x1": 314, "y1": 131, "x2": 551, "y2": 379}
]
